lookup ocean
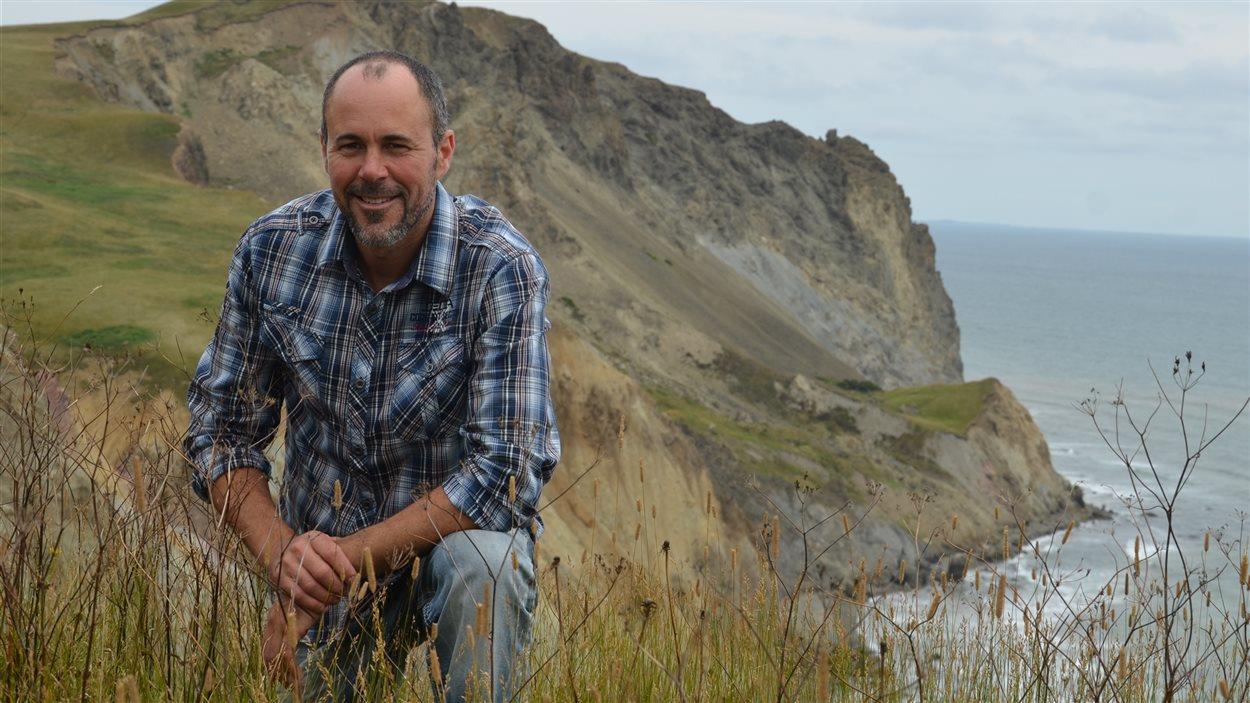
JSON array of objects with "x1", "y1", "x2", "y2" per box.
[{"x1": 928, "y1": 221, "x2": 1250, "y2": 622}]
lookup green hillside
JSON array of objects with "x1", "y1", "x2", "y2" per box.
[{"x1": 0, "y1": 21, "x2": 269, "y2": 386}]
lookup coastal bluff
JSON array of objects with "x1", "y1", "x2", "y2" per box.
[{"x1": 44, "y1": 0, "x2": 1089, "y2": 583}]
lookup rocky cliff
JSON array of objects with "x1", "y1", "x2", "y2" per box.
[
  {"x1": 54, "y1": 0, "x2": 960, "y2": 391},
  {"x1": 47, "y1": 0, "x2": 1089, "y2": 586}
]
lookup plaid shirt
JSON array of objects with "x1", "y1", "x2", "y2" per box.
[{"x1": 185, "y1": 181, "x2": 560, "y2": 571}]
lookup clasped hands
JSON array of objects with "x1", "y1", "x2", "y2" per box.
[{"x1": 261, "y1": 530, "x2": 359, "y2": 687}]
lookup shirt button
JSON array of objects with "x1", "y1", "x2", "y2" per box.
[{"x1": 354, "y1": 378, "x2": 365, "y2": 389}]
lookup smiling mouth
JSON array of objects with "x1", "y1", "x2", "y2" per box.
[{"x1": 356, "y1": 195, "x2": 398, "y2": 206}]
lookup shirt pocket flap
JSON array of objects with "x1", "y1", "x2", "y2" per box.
[
  {"x1": 261, "y1": 303, "x2": 324, "y2": 364},
  {"x1": 398, "y1": 335, "x2": 463, "y2": 378}
]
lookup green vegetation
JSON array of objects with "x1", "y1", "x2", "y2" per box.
[
  {"x1": 128, "y1": 0, "x2": 319, "y2": 30},
  {"x1": 877, "y1": 429, "x2": 952, "y2": 480},
  {"x1": 62, "y1": 324, "x2": 155, "y2": 351},
  {"x1": 835, "y1": 377, "x2": 881, "y2": 394},
  {"x1": 879, "y1": 378, "x2": 996, "y2": 437},
  {"x1": 2, "y1": 353, "x2": 1243, "y2": 702},
  {"x1": 256, "y1": 45, "x2": 301, "y2": 74},
  {"x1": 194, "y1": 48, "x2": 245, "y2": 79},
  {"x1": 558, "y1": 296, "x2": 585, "y2": 323},
  {"x1": 647, "y1": 384, "x2": 869, "y2": 496},
  {"x1": 192, "y1": 45, "x2": 301, "y2": 80},
  {"x1": 0, "y1": 20, "x2": 269, "y2": 391},
  {"x1": 713, "y1": 346, "x2": 789, "y2": 410}
]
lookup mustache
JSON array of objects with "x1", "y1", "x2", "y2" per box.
[{"x1": 346, "y1": 183, "x2": 404, "y2": 199}]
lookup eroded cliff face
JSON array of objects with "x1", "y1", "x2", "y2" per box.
[
  {"x1": 54, "y1": 0, "x2": 959, "y2": 392},
  {"x1": 48, "y1": 0, "x2": 1088, "y2": 586}
]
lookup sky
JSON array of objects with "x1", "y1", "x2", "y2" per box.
[{"x1": 3, "y1": 1, "x2": 1248, "y2": 239}]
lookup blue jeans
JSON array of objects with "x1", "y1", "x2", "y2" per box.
[{"x1": 293, "y1": 528, "x2": 538, "y2": 702}]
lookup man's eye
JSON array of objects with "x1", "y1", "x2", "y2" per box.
[
  {"x1": 338, "y1": 143, "x2": 361, "y2": 153},
  {"x1": 386, "y1": 143, "x2": 410, "y2": 152}
]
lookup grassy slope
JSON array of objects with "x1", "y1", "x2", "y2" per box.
[
  {"x1": 0, "y1": 9, "x2": 991, "y2": 448},
  {"x1": 879, "y1": 378, "x2": 997, "y2": 437},
  {"x1": 0, "y1": 20, "x2": 270, "y2": 387}
]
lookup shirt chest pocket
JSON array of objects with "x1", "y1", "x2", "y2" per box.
[
  {"x1": 260, "y1": 306, "x2": 327, "y2": 418},
  {"x1": 389, "y1": 335, "x2": 468, "y2": 441}
]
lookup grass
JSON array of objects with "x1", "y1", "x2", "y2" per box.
[
  {"x1": 1, "y1": 337, "x2": 1245, "y2": 702},
  {"x1": 878, "y1": 378, "x2": 997, "y2": 437},
  {"x1": 61, "y1": 324, "x2": 155, "y2": 351},
  {"x1": 0, "y1": 19, "x2": 271, "y2": 392},
  {"x1": 2, "y1": 7, "x2": 1246, "y2": 702},
  {"x1": 127, "y1": 0, "x2": 326, "y2": 30},
  {"x1": 647, "y1": 384, "x2": 847, "y2": 483}
]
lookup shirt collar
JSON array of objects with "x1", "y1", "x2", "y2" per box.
[
  {"x1": 407, "y1": 182, "x2": 458, "y2": 297},
  {"x1": 314, "y1": 183, "x2": 458, "y2": 297}
]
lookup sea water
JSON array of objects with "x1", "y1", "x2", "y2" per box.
[{"x1": 929, "y1": 222, "x2": 1249, "y2": 624}]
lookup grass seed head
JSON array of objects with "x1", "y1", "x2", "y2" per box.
[{"x1": 363, "y1": 547, "x2": 377, "y2": 593}]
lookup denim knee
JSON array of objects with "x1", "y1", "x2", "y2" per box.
[{"x1": 419, "y1": 528, "x2": 536, "y2": 626}]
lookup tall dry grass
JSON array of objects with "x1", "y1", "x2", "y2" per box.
[{"x1": 1, "y1": 295, "x2": 1247, "y2": 702}]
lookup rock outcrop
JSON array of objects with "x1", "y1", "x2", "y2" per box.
[
  {"x1": 48, "y1": 0, "x2": 1089, "y2": 586},
  {"x1": 54, "y1": 0, "x2": 960, "y2": 391}
]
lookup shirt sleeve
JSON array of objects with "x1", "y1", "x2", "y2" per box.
[
  {"x1": 441, "y1": 252, "x2": 561, "y2": 532},
  {"x1": 184, "y1": 234, "x2": 283, "y2": 502}
]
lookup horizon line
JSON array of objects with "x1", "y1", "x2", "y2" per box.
[{"x1": 922, "y1": 218, "x2": 1250, "y2": 241}]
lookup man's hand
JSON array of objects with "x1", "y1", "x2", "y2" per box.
[
  {"x1": 270, "y1": 530, "x2": 357, "y2": 615},
  {"x1": 262, "y1": 601, "x2": 316, "y2": 690}
]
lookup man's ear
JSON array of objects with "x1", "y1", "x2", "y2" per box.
[
  {"x1": 320, "y1": 131, "x2": 329, "y2": 174},
  {"x1": 435, "y1": 129, "x2": 456, "y2": 180}
]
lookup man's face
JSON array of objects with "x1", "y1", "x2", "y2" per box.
[{"x1": 321, "y1": 63, "x2": 455, "y2": 249}]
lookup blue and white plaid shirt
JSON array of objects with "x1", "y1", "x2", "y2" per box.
[{"x1": 185, "y1": 182, "x2": 560, "y2": 552}]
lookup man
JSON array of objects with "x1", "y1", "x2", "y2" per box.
[{"x1": 184, "y1": 50, "x2": 560, "y2": 701}]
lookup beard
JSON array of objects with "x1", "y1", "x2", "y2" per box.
[{"x1": 343, "y1": 176, "x2": 437, "y2": 250}]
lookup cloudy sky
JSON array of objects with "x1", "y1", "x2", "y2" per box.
[{"x1": 4, "y1": 1, "x2": 1247, "y2": 238}]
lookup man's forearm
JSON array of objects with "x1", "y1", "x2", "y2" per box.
[
  {"x1": 208, "y1": 467, "x2": 293, "y2": 573},
  {"x1": 338, "y1": 486, "x2": 477, "y2": 576}
]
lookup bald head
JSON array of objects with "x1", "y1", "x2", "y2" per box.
[{"x1": 320, "y1": 50, "x2": 449, "y2": 145}]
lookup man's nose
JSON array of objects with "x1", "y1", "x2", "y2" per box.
[{"x1": 359, "y1": 147, "x2": 388, "y2": 181}]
